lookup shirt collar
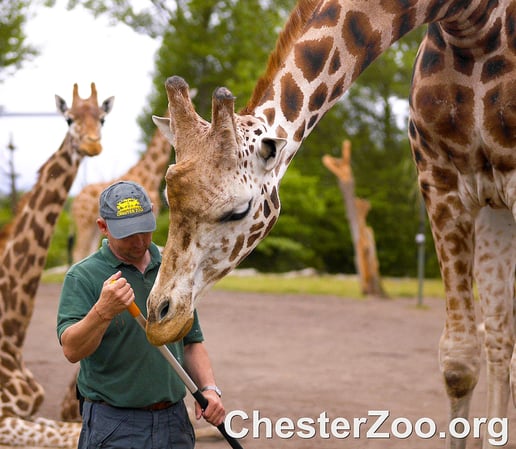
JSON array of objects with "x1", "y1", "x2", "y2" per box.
[{"x1": 100, "y1": 239, "x2": 162, "y2": 271}]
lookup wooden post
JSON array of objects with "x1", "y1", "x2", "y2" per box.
[{"x1": 322, "y1": 140, "x2": 387, "y2": 298}]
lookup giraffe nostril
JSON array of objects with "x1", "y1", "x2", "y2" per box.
[{"x1": 158, "y1": 302, "x2": 169, "y2": 321}]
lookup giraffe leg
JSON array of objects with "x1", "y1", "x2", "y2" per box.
[
  {"x1": 424, "y1": 195, "x2": 480, "y2": 449},
  {"x1": 60, "y1": 371, "x2": 81, "y2": 422},
  {"x1": 1, "y1": 347, "x2": 45, "y2": 418},
  {"x1": 474, "y1": 207, "x2": 515, "y2": 448}
]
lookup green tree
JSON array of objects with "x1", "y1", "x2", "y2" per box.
[
  {"x1": 140, "y1": 0, "x2": 295, "y2": 139},
  {"x1": 0, "y1": 0, "x2": 38, "y2": 82}
]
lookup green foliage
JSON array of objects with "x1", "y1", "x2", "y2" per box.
[
  {"x1": 138, "y1": 0, "x2": 295, "y2": 140},
  {"x1": 0, "y1": 196, "x2": 13, "y2": 227},
  {"x1": 240, "y1": 167, "x2": 354, "y2": 273},
  {"x1": 214, "y1": 273, "x2": 445, "y2": 299},
  {"x1": 0, "y1": 0, "x2": 38, "y2": 82},
  {"x1": 153, "y1": 208, "x2": 170, "y2": 248},
  {"x1": 44, "y1": 200, "x2": 75, "y2": 267}
]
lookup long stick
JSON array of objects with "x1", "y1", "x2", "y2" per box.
[{"x1": 127, "y1": 302, "x2": 244, "y2": 449}]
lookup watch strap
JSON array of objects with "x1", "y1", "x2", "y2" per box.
[{"x1": 201, "y1": 385, "x2": 222, "y2": 397}]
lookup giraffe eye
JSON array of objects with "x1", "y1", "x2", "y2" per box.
[
  {"x1": 219, "y1": 200, "x2": 252, "y2": 223},
  {"x1": 66, "y1": 118, "x2": 73, "y2": 126}
]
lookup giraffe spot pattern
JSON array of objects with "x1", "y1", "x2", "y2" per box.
[
  {"x1": 308, "y1": 83, "x2": 328, "y2": 112},
  {"x1": 309, "y1": 0, "x2": 340, "y2": 29},
  {"x1": 480, "y1": 18, "x2": 502, "y2": 53},
  {"x1": 295, "y1": 37, "x2": 335, "y2": 82},
  {"x1": 481, "y1": 55, "x2": 513, "y2": 82},
  {"x1": 507, "y1": 3, "x2": 516, "y2": 52},
  {"x1": 263, "y1": 107, "x2": 276, "y2": 127},
  {"x1": 263, "y1": 198, "x2": 271, "y2": 219},
  {"x1": 328, "y1": 49, "x2": 341, "y2": 75},
  {"x1": 342, "y1": 11, "x2": 383, "y2": 77},
  {"x1": 414, "y1": 84, "x2": 475, "y2": 146},
  {"x1": 329, "y1": 76, "x2": 345, "y2": 101},
  {"x1": 420, "y1": 47, "x2": 445, "y2": 75},
  {"x1": 294, "y1": 119, "x2": 306, "y2": 142},
  {"x1": 229, "y1": 234, "x2": 245, "y2": 262},
  {"x1": 451, "y1": 45, "x2": 475, "y2": 76},
  {"x1": 483, "y1": 81, "x2": 516, "y2": 149},
  {"x1": 280, "y1": 72, "x2": 303, "y2": 122}
]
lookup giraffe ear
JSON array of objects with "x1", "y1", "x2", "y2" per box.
[
  {"x1": 55, "y1": 95, "x2": 68, "y2": 115},
  {"x1": 258, "y1": 137, "x2": 287, "y2": 171},
  {"x1": 152, "y1": 115, "x2": 175, "y2": 145},
  {"x1": 101, "y1": 96, "x2": 115, "y2": 114}
]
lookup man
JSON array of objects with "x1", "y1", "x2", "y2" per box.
[{"x1": 57, "y1": 180, "x2": 224, "y2": 449}]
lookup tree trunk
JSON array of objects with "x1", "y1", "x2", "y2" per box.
[{"x1": 322, "y1": 140, "x2": 387, "y2": 298}]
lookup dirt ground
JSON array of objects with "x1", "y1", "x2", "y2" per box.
[{"x1": 19, "y1": 283, "x2": 516, "y2": 448}]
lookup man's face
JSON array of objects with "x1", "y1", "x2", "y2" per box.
[
  {"x1": 108, "y1": 231, "x2": 152, "y2": 262},
  {"x1": 97, "y1": 217, "x2": 152, "y2": 263}
]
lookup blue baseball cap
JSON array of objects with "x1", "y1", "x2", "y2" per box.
[{"x1": 99, "y1": 181, "x2": 156, "y2": 239}]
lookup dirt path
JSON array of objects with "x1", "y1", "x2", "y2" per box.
[{"x1": 20, "y1": 284, "x2": 515, "y2": 448}]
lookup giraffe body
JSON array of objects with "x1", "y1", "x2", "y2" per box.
[
  {"x1": 147, "y1": 1, "x2": 514, "y2": 448},
  {"x1": 71, "y1": 126, "x2": 171, "y2": 262},
  {"x1": 0, "y1": 83, "x2": 113, "y2": 446}
]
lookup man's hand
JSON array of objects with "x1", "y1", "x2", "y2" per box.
[
  {"x1": 95, "y1": 271, "x2": 135, "y2": 320},
  {"x1": 196, "y1": 390, "x2": 225, "y2": 427}
]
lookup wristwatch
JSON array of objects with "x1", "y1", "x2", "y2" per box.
[{"x1": 201, "y1": 385, "x2": 222, "y2": 397}]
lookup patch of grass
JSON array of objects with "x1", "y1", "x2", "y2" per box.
[
  {"x1": 41, "y1": 266, "x2": 67, "y2": 284},
  {"x1": 213, "y1": 272, "x2": 445, "y2": 299},
  {"x1": 42, "y1": 267, "x2": 445, "y2": 300}
]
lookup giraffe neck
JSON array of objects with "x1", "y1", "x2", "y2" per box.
[
  {"x1": 124, "y1": 130, "x2": 171, "y2": 192},
  {"x1": 250, "y1": 0, "x2": 487, "y2": 164},
  {"x1": 0, "y1": 132, "x2": 83, "y2": 348}
]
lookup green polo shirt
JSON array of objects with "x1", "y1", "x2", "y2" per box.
[{"x1": 57, "y1": 239, "x2": 203, "y2": 407}]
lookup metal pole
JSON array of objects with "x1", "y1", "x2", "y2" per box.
[
  {"x1": 415, "y1": 193, "x2": 426, "y2": 307},
  {"x1": 127, "y1": 302, "x2": 244, "y2": 449}
]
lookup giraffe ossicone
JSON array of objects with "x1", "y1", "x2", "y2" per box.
[{"x1": 147, "y1": 1, "x2": 515, "y2": 448}]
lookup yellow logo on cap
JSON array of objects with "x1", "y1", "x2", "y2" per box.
[{"x1": 116, "y1": 198, "x2": 144, "y2": 217}]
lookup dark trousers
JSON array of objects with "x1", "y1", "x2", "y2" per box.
[{"x1": 78, "y1": 400, "x2": 195, "y2": 449}]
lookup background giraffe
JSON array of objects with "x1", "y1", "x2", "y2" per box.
[
  {"x1": 70, "y1": 123, "x2": 171, "y2": 262},
  {"x1": 0, "y1": 83, "x2": 114, "y2": 446},
  {"x1": 146, "y1": 1, "x2": 515, "y2": 448}
]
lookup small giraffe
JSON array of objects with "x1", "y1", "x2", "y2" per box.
[
  {"x1": 0, "y1": 83, "x2": 114, "y2": 446},
  {"x1": 70, "y1": 124, "x2": 171, "y2": 262},
  {"x1": 146, "y1": 1, "x2": 515, "y2": 448}
]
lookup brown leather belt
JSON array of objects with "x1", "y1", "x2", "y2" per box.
[
  {"x1": 140, "y1": 401, "x2": 174, "y2": 411},
  {"x1": 86, "y1": 399, "x2": 175, "y2": 411}
]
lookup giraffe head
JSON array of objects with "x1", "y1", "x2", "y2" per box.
[
  {"x1": 145, "y1": 76, "x2": 289, "y2": 345},
  {"x1": 55, "y1": 82, "x2": 114, "y2": 156}
]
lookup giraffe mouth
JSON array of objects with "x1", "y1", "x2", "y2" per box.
[
  {"x1": 145, "y1": 296, "x2": 194, "y2": 345},
  {"x1": 146, "y1": 312, "x2": 194, "y2": 345}
]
